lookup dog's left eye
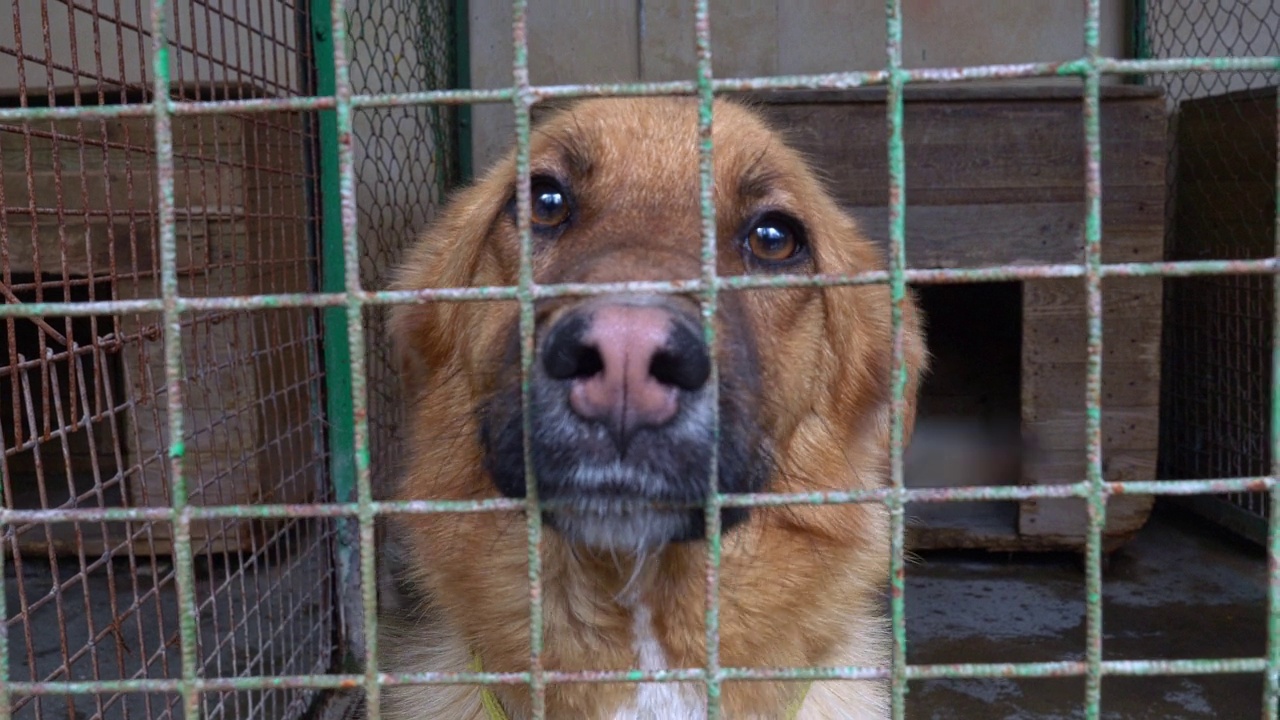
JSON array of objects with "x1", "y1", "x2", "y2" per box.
[
  {"x1": 531, "y1": 178, "x2": 571, "y2": 228},
  {"x1": 745, "y1": 213, "x2": 806, "y2": 264}
]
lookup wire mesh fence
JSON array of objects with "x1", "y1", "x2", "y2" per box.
[
  {"x1": 349, "y1": 0, "x2": 458, "y2": 504},
  {"x1": 0, "y1": 1, "x2": 1276, "y2": 720},
  {"x1": 1143, "y1": 0, "x2": 1280, "y2": 544},
  {"x1": 1, "y1": 2, "x2": 335, "y2": 718}
]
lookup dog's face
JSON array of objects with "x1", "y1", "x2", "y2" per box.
[
  {"x1": 392, "y1": 97, "x2": 922, "y2": 555},
  {"x1": 387, "y1": 97, "x2": 925, "y2": 716}
]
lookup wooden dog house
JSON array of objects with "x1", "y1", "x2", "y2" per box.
[{"x1": 750, "y1": 85, "x2": 1166, "y2": 552}]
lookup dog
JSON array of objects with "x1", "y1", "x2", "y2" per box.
[{"x1": 380, "y1": 96, "x2": 926, "y2": 719}]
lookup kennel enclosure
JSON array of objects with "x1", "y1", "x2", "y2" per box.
[{"x1": 1, "y1": 0, "x2": 1278, "y2": 719}]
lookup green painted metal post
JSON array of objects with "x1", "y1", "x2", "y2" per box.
[
  {"x1": 454, "y1": 0, "x2": 474, "y2": 183},
  {"x1": 310, "y1": 0, "x2": 364, "y2": 675},
  {"x1": 311, "y1": 1, "x2": 356, "y2": 514}
]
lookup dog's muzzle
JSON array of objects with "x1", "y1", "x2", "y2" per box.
[{"x1": 481, "y1": 294, "x2": 764, "y2": 552}]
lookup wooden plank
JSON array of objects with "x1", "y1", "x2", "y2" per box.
[
  {"x1": 1023, "y1": 448, "x2": 1157, "y2": 486},
  {"x1": 776, "y1": 1, "x2": 883, "y2": 76},
  {"x1": 740, "y1": 85, "x2": 1164, "y2": 106},
  {"x1": 1021, "y1": 273, "x2": 1163, "y2": 485},
  {"x1": 1023, "y1": 277, "x2": 1163, "y2": 319},
  {"x1": 1017, "y1": 494, "x2": 1155, "y2": 544},
  {"x1": 906, "y1": 502, "x2": 1021, "y2": 552},
  {"x1": 849, "y1": 201, "x2": 1161, "y2": 268},
  {"x1": 851, "y1": 203, "x2": 1080, "y2": 268},
  {"x1": 1024, "y1": 408, "x2": 1159, "y2": 453},
  {"x1": 0, "y1": 218, "x2": 230, "y2": 279},
  {"x1": 1023, "y1": 317, "x2": 1163, "y2": 365},
  {"x1": 530, "y1": 0, "x2": 638, "y2": 84},
  {"x1": 1175, "y1": 87, "x2": 1276, "y2": 186},
  {"x1": 900, "y1": 1, "x2": 1127, "y2": 73},
  {"x1": 1023, "y1": 361, "x2": 1161, "y2": 410},
  {"x1": 758, "y1": 96, "x2": 1165, "y2": 207},
  {"x1": 638, "y1": 0, "x2": 694, "y2": 81},
  {"x1": 641, "y1": 0, "x2": 779, "y2": 80},
  {"x1": 908, "y1": 498, "x2": 1146, "y2": 553},
  {"x1": 707, "y1": 0, "x2": 778, "y2": 78},
  {"x1": 1172, "y1": 90, "x2": 1276, "y2": 263}
]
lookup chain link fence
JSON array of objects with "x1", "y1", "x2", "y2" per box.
[
  {"x1": 349, "y1": 0, "x2": 458, "y2": 500},
  {"x1": 1143, "y1": 0, "x2": 1280, "y2": 543}
]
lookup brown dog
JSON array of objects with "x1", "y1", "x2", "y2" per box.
[{"x1": 382, "y1": 96, "x2": 926, "y2": 719}]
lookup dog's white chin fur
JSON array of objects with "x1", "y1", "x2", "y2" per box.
[{"x1": 550, "y1": 499, "x2": 692, "y2": 553}]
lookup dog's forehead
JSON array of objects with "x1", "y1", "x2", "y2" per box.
[{"x1": 531, "y1": 98, "x2": 791, "y2": 192}]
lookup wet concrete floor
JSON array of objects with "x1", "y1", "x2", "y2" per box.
[{"x1": 905, "y1": 503, "x2": 1268, "y2": 719}]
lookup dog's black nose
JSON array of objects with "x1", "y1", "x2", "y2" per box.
[{"x1": 542, "y1": 299, "x2": 710, "y2": 440}]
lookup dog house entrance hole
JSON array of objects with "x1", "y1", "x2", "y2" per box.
[{"x1": 906, "y1": 282, "x2": 1025, "y2": 544}]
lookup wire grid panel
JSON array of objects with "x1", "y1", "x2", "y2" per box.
[
  {"x1": 1144, "y1": 0, "x2": 1280, "y2": 541},
  {"x1": 1, "y1": 2, "x2": 335, "y2": 719},
  {"x1": 0, "y1": 2, "x2": 1278, "y2": 720}
]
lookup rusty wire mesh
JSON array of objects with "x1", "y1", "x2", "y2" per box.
[
  {"x1": 1143, "y1": 0, "x2": 1280, "y2": 543},
  {"x1": 1, "y1": 2, "x2": 335, "y2": 718}
]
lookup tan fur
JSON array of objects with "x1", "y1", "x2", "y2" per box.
[{"x1": 382, "y1": 97, "x2": 926, "y2": 719}]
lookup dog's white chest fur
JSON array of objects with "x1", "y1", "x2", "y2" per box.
[{"x1": 612, "y1": 597, "x2": 705, "y2": 720}]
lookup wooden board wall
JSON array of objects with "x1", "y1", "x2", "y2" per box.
[
  {"x1": 466, "y1": 0, "x2": 1129, "y2": 170},
  {"x1": 749, "y1": 86, "x2": 1166, "y2": 550}
]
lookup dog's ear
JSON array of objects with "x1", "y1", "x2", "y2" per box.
[
  {"x1": 388, "y1": 163, "x2": 513, "y2": 388},
  {"x1": 530, "y1": 97, "x2": 578, "y2": 126}
]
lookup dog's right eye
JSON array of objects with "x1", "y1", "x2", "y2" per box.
[
  {"x1": 530, "y1": 178, "x2": 571, "y2": 228},
  {"x1": 743, "y1": 211, "x2": 808, "y2": 268}
]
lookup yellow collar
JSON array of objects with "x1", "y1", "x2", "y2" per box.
[
  {"x1": 468, "y1": 653, "x2": 810, "y2": 720},
  {"x1": 468, "y1": 653, "x2": 510, "y2": 720}
]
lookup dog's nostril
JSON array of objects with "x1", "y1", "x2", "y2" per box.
[
  {"x1": 649, "y1": 348, "x2": 710, "y2": 391},
  {"x1": 649, "y1": 320, "x2": 711, "y2": 391},
  {"x1": 568, "y1": 345, "x2": 604, "y2": 378},
  {"x1": 544, "y1": 339, "x2": 604, "y2": 380},
  {"x1": 542, "y1": 314, "x2": 603, "y2": 380}
]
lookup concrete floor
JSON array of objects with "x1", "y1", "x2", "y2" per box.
[
  {"x1": 906, "y1": 503, "x2": 1268, "y2": 719},
  {"x1": 7, "y1": 504, "x2": 1269, "y2": 719}
]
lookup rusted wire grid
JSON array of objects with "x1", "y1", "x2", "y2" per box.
[
  {"x1": 690, "y1": 0, "x2": 729, "y2": 716},
  {"x1": 0, "y1": 53, "x2": 1277, "y2": 124},
  {"x1": 0, "y1": 472, "x2": 1276, "y2": 526},
  {"x1": 6, "y1": 3, "x2": 328, "y2": 720},
  {"x1": 0, "y1": 6, "x2": 1277, "y2": 720},
  {"x1": 506, "y1": 0, "x2": 551, "y2": 716},
  {"x1": 6, "y1": 653, "x2": 1279, "y2": 698},
  {"x1": 145, "y1": 0, "x2": 199, "y2": 717},
  {"x1": 1080, "y1": 2, "x2": 1107, "y2": 717},
  {"x1": 0, "y1": 257, "x2": 1276, "y2": 320}
]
